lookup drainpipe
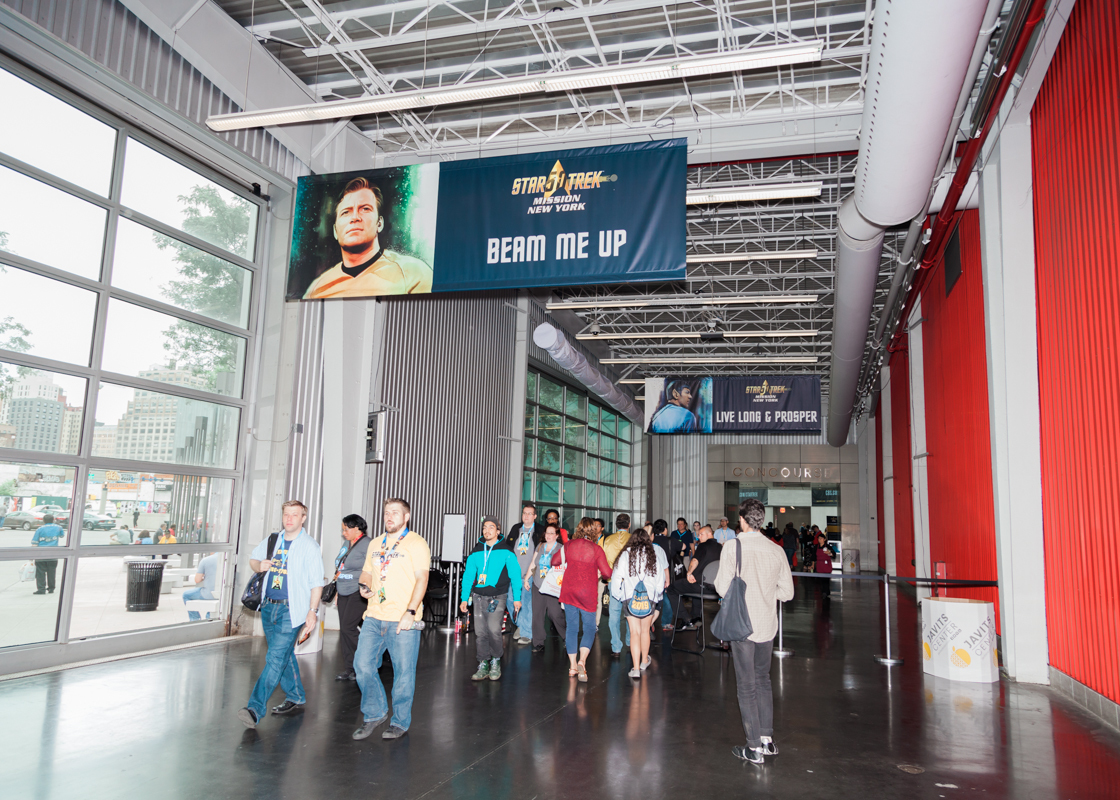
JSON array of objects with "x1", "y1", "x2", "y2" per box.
[{"x1": 825, "y1": 0, "x2": 991, "y2": 447}]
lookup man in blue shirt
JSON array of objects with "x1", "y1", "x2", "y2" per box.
[
  {"x1": 650, "y1": 381, "x2": 698, "y2": 433},
  {"x1": 504, "y1": 502, "x2": 545, "y2": 646},
  {"x1": 238, "y1": 500, "x2": 324, "y2": 729},
  {"x1": 31, "y1": 514, "x2": 63, "y2": 594},
  {"x1": 183, "y1": 552, "x2": 221, "y2": 621},
  {"x1": 460, "y1": 516, "x2": 521, "y2": 681}
]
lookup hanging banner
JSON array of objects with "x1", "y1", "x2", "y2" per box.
[
  {"x1": 644, "y1": 376, "x2": 822, "y2": 434},
  {"x1": 285, "y1": 139, "x2": 686, "y2": 300}
]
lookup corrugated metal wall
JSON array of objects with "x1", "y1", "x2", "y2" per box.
[
  {"x1": 286, "y1": 301, "x2": 325, "y2": 540},
  {"x1": 3, "y1": 0, "x2": 303, "y2": 181},
  {"x1": 919, "y1": 210, "x2": 1000, "y2": 624},
  {"x1": 890, "y1": 348, "x2": 915, "y2": 578},
  {"x1": 1031, "y1": 0, "x2": 1120, "y2": 705},
  {"x1": 367, "y1": 294, "x2": 518, "y2": 556}
]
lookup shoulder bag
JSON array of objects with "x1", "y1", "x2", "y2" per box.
[
  {"x1": 710, "y1": 539, "x2": 754, "y2": 642},
  {"x1": 539, "y1": 547, "x2": 566, "y2": 598},
  {"x1": 241, "y1": 533, "x2": 279, "y2": 611}
]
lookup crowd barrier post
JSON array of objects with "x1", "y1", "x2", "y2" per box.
[
  {"x1": 874, "y1": 573, "x2": 904, "y2": 666},
  {"x1": 439, "y1": 564, "x2": 459, "y2": 634},
  {"x1": 773, "y1": 600, "x2": 793, "y2": 658}
]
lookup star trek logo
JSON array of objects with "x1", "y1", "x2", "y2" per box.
[
  {"x1": 745, "y1": 380, "x2": 789, "y2": 397},
  {"x1": 511, "y1": 160, "x2": 607, "y2": 197}
]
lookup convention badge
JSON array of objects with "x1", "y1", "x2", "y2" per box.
[
  {"x1": 271, "y1": 574, "x2": 282, "y2": 590},
  {"x1": 477, "y1": 573, "x2": 487, "y2": 584},
  {"x1": 378, "y1": 586, "x2": 386, "y2": 603}
]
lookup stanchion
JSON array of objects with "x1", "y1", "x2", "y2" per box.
[
  {"x1": 439, "y1": 564, "x2": 458, "y2": 633},
  {"x1": 874, "y1": 573, "x2": 904, "y2": 666},
  {"x1": 773, "y1": 600, "x2": 793, "y2": 658}
]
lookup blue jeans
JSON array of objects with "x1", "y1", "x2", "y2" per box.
[
  {"x1": 183, "y1": 585, "x2": 215, "y2": 621},
  {"x1": 661, "y1": 596, "x2": 673, "y2": 622},
  {"x1": 354, "y1": 618, "x2": 422, "y2": 731},
  {"x1": 607, "y1": 595, "x2": 630, "y2": 652},
  {"x1": 247, "y1": 603, "x2": 305, "y2": 718},
  {"x1": 564, "y1": 605, "x2": 597, "y2": 654},
  {"x1": 509, "y1": 584, "x2": 532, "y2": 639}
]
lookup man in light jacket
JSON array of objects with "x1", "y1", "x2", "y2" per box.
[{"x1": 714, "y1": 497, "x2": 794, "y2": 764}]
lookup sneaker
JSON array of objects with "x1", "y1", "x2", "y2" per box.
[
  {"x1": 662, "y1": 623, "x2": 674, "y2": 632},
  {"x1": 471, "y1": 661, "x2": 490, "y2": 681},
  {"x1": 689, "y1": 616, "x2": 703, "y2": 627},
  {"x1": 32, "y1": 590, "x2": 46, "y2": 595},
  {"x1": 516, "y1": 636, "x2": 532, "y2": 645},
  {"x1": 678, "y1": 621, "x2": 697, "y2": 631},
  {"x1": 531, "y1": 645, "x2": 545, "y2": 653},
  {"x1": 628, "y1": 668, "x2": 641, "y2": 678},
  {"x1": 237, "y1": 707, "x2": 258, "y2": 729},
  {"x1": 732, "y1": 745, "x2": 765, "y2": 764},
  {"x1": 352, "y1": 713, "x2": 389, "y2": 739},
  {"x1": 611, "y1": 650, "x2": 622, "y2": 659},
  {"x1": 382, "y1": 725, "x2": 407, "y2": 740},
  {"x1": 336, "y1": 670, "x2": 356, "y2": 681},
  {"x1": 760, "y1": 738, "x2": 779, "y2": 756},
  {"x1": 270, "y1": 700, "x2": 304, "y2": 716},
  {"x1": 640, "y1": 655, "x2": 652, "y2": 671},
  {"x1": 488, "y1": 658, "x2": 502, "y2": 680}
]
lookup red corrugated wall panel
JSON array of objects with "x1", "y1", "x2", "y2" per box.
[
  {"x1": 1031, "y1": 0, "x2": 1120, "y2": 704},
  {"x1": 876, "y1": 409, "x2": 886, "y2": 571},
  {"x1": 890, "y1": 347, "x2": 915, "y2": 578},
  {"x1": 920, "y1": 210, "x2": 1000, "y2": 630}
]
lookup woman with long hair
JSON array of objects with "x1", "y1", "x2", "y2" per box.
[
  {"x1": 610, "y1": 526, "x2": 669, "y2": 677},
  {"x1": 525, "y1": 524, "x2": 567, "y2": 651},
  {"x1": 552, "y1": 516, "x2": 612, "y2": 682}
]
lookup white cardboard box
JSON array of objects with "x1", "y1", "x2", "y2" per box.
[{"x1": 921, "y1": 597, "x2": 998, "y2": 683}]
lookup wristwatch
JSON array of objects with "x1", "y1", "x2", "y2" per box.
[{"x1": 406, "y1": 608, "x2": 417, "y2": 616}]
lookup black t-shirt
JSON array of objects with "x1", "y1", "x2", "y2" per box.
[{"x1": 691, "y1": 539, "x2": 723, "y2": 583}]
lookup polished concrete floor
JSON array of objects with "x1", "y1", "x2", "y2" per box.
[{"x1": 3, "y1": 579, "x2": 1119, "y2": 800}]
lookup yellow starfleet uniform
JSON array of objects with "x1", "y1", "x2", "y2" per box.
[{"x1": 304, "y1": 250, "x2": 434, "y2": 298}]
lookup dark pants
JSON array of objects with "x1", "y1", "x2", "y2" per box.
[
  {"x1": 336, "y1": 591, "x2": 368, "y2": 671},
  {"x1": 784, "y1": 545, "x2": 796, "y2": 568},
  {"x1": 472, "y1": 594, "x2": 506, "y2": 661},
  {"x1": 531, "y1": 585, "x2": 566, "y2": 646},
  {"x1": 730, "y1": 637, "x2": 774, "y2": 748},
  {"x1": 35, "y1": 560, "x2": 58, "y2": 592},
  {"x1": 665, "y1": 578, "x2": 702, "y2": 621}
]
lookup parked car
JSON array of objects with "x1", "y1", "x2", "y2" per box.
[
  {"x1": 2, "y1": 511, "x2": 47, "y2": 530},
  {"x1": 29, "y1": 504, "x2": 66, "y2": 515},
  {"x1": 82, "y1": 513, "x2": 116, "y2": 531}
]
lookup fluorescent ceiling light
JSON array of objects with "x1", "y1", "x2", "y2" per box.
[
  {"x1": 206, "y1": 42, "x2": 822, "y2": 132},
  {"x1": 618, "y1": 379, "x2": 646, "y2": 385},
  {"x1": 603, "y1": 356, "x2": 819, "y2": 365},
  {"x1": 576, "y1": 329, "x2": 818, "y2": 340},
  {"x1": 686, "y1": 183, "x2": 822, "y2": 204},
  {"x1": 548, "y1": 294, "x2": 817, "y2": 311},
  {"x1": 686, "y1": 249, "x2": 818, "y2": 263}
]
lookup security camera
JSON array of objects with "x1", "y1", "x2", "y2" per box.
[
  {"x1": 707, "y1": 319, "x2": 718, "y2": 330},
  {"x1": 588, "y1": 322, "x2": 602, "y2": 336}
]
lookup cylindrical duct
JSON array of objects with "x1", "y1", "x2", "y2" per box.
[
  {"x1": 854, "y1": 0, "x2": 991, "y2": 226},
  {"x1": 827, "y1": 199, "x2": 885, "y2": 447},
  {"x1": 532, "y1": 323, "x2": 642, "y2": 422}
]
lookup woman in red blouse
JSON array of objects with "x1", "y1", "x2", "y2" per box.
[{"x1": 552, "y1": 516, "x2": 613, "y2": 682}]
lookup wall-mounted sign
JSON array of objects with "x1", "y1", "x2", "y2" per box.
[
  {"x1": 286, "y1": 140, "x2": 686, "y2": 300},
  {"x1": 738, "y1": 486, "x2": 769, "y2": 504},
  {"x1": 812, "y1": 485, "x2": 841, "y2": 505},
  {"x1": 645, "y1": 375, "x2": 822, "y2": 433}
]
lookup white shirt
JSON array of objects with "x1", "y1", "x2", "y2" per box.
[
  {"x1": 713, "y1": 527, "x2": 735, "y2": 544},
  {"x1": 714, "y1": 530, "x2": 794, "y2": 643},
  {"x1": 609, "y1": 545, "x2": 669, "y2": 603}
]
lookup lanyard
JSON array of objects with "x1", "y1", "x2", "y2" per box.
[
  {"x1": 335, "y1": 535, "x2": 364, "y2": 576},
  {"x1": 538, "y1": 543, "x2": 557, "y2": 573},
  {"x1": 377, "y1": 528, "x2": 409, "y2": 583},
  {"x1": 481, "y1": 542, "x2": 497, "y2": 575}
]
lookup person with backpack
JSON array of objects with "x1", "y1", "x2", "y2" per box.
[
  {"x1": 609, "y1": 524, "x2": 669, "y2": 678},
  {"x1": 715, "y1": 498, "x2": 794, "y2": 764},
  {"x1": 597, "y1": 513, "x2": 633, "y2": 658}
]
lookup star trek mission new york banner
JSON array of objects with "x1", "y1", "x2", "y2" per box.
[
  {"x1": 286, "y1": 139, "x2": 687, "y2": 300},
  {"x1": 644, "y1": 376, "x2": 822, "y2": 434}
]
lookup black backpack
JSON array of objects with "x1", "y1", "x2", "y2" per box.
[{"x1": 241, "y1": 533, "x2": 279, "y2": 611}]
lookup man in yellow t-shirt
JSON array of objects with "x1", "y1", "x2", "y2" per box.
[
  {"x1": 598, "y1": 513, "x2": 633, "y2": 657},
  {"x1": 351, "y1": 498, "x2": 430, "y2": 742}
]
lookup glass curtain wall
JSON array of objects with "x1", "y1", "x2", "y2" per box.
[
  {"x1": 522, "y1": 369, "x2": 638, "y2": 534},
  {"x1": 0, "y1": 64, "x2": 260, "y2": 652}
]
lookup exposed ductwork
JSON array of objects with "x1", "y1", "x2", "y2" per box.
[
  {"x1": 825, "y1": 0, "x2": 991, "y2": 446},
  {"x1": 532, "y1": 323, "x2": 642, "y2": 422}
]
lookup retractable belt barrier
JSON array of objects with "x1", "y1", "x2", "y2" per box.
[{"x1": 774, "y1": 571, "x2": 999, "y2": 666}]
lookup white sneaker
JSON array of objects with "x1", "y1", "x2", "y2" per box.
[
  {"x1": 516, "y1": 636, "x2": 532, "y2": 645},
  {"x1": 640, "y1": 655, "x2": 652, "y2": 671},
  {"x1": 628, "y1": 668, "x2": 641, "y2": 678}
]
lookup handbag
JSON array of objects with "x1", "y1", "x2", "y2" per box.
[
  {"x1": 710, "y1": 539, "x2": 754, "y2": 642},
  {"x1": 321, "y1": 581, "x2": 338, "y2": 604},
  {"x1": 625, "y1": 579, "x2": 654, "y2": 618},
  {"x1": 241, "y1": 533, "x2": 279, "y2": 611},
  {"x1": 19, "y1": 561, "x2": 35, "y2": 582},
  {"x1": 539, "y1": 548, "x2": 566, "y2": 598}
]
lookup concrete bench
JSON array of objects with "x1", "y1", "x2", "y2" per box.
[{"x1": 184, "y1": 599, "x2": 220, "y2": 615}]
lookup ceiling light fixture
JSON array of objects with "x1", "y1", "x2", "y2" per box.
[
  {"x1": 206, "y1": 41, "x2": 823, "y2": 132},
  {"x1": 574, "y1": 329, "x2": 818, "y2": 341},
  {"x1": 548, "y1": 294, "x2": 817, "y2": 311},
  {"x1": 686, "y1": 249, "x2": 819, "y2": 263},
  {"x1": 602, "y1": 356, "x2": 819, "y2": 365},
  {"x1": 685, "y1": 183, "x2": 823, "y2": 204}
]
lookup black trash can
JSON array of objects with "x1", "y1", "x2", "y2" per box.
[{"x1": 126, "y1": 560, "x2": 166, "y2": 611}]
